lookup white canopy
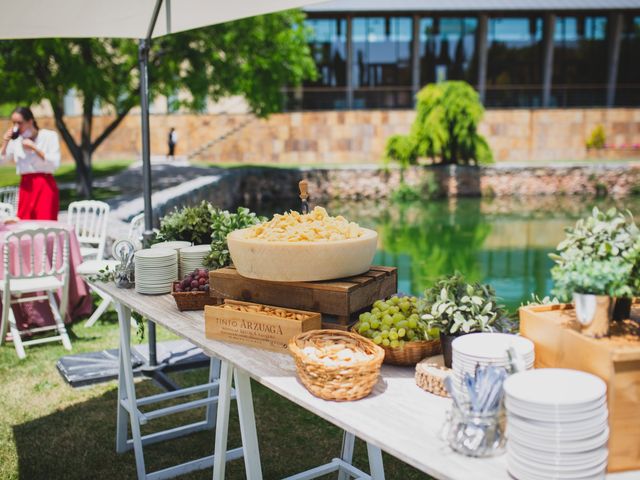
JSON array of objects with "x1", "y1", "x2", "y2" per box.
[{"x1": 0, "y1": 0, "x2": 324, "y2": 39}]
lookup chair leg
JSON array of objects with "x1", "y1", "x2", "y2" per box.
[
  {"x1": 0, "y1": 293, "x2": 9, "y2": 347},
  {"x1": 48, "y1": 292, "x2": 72, "y2": 351},
  {"x1": 85, "y1": 295, "x2": 112, "y2": 328},
  {"x1": 7, "y1": 305, "x2": 26, "y2": 359}
]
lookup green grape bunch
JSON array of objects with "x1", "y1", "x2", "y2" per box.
[{"x1": 353, "y1": 295, "x2": 440, "y2": 349}]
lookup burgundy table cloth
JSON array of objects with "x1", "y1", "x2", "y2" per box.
[{"x1": 0, "y1": 220, "x2": 93, "y2": 331}]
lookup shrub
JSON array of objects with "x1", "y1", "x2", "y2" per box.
[
  {"x1": 586, "y1": 125, "x2": 606, "y2": 150},
  {"x1": 383, "y1": 81, "x2": 493, "y2": 170}
]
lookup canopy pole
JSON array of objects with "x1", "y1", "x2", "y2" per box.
[{"x1": 139, "y1": 0, "x2": 164, "y2": 368}]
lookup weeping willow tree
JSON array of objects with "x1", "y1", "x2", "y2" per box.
[{"x1": 385, "y1": 81, "x2": 493, "y2": 168}]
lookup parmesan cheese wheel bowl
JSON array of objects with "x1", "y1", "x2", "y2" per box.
[{"x1": 227, "y1": 227, "x2": 378, "y2": 282}]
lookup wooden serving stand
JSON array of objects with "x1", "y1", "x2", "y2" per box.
[
  {"x1": 520, "y1": 304, "x2": 640, "y2": 473},
  {"x1": 209, "y1": 266, "x2": 397, "y2": 330}
]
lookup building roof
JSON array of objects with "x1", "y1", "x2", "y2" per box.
[{"x1": 305, "y1": 0, "x2": 640, "y2": 12}]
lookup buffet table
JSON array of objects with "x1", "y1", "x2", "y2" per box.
[{"x1": 95, "y1": 280, "x2": 640, "y2": 480}]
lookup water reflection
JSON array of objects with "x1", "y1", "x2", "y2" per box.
[{"x1": 327, "y1": 196, "x2": 640, "y2": 311}]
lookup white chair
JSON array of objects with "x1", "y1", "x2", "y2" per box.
[
  {"x1": 0, "y1": 227, "x2": 72, "y2": 359},
  {"x1": 127, "y1": 212, "x2": 145, "y2": 249},
  {"x1": 67, "y1": 200, "x2": 110, "y2": 260},
  {"x1": 0, "y1": 202, "x2": 14, "y2": 219},
  {"x1": 0, "y1": 186, "x2": 18, "y2": 213}
]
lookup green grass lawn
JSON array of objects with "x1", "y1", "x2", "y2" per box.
[{"x1": 0, "y1": 298, "x2": 432, "y2": 480}]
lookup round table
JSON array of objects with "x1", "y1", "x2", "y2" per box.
[{"x1": 0, "y1": 220, "x2": 93, "y2": 331}]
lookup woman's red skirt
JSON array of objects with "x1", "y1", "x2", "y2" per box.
[{"x1": 17, "y1": 173, "x2": 60, "y2": 221}]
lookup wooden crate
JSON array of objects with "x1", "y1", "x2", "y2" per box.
[
  {"x1": 209, "y1": 266, "x2": 397, "y2": 330},
  {"x1": 204, "y1": 300, "x2": 321, "y2": 353},
  {"x1": 520, "y1": 304, "x2": 640, "y2": 472}
]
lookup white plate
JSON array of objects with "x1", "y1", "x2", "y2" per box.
[
  {"x1": 508, "y1": 448, "x2": 608, "y2": 474},
  {"x1": 453, "y1": 332, "x2": 534, "y2": 357},
  {"x1": 508, "y1": 445, "x2": 608, "y2": 471},
  {"x1": 504, "y1": 369, "x2": 607, "y2": 407},
  {"x1": 135, "y1": 248, "x2": 177, "y2": 258},
  {"x1": 151, "y1": 241, "x2": 192, "y2": 250},
  {"x1": 506, "y1": 395, "x2": 606, "y2": 414},
  {"x1": 508, "y1": 454, "x2": 607, "y2": 480},
  {"x1": 508, "y1": 427, "x2": 609, "y2": 454},
  {"x1": 179, "y1": 244, "x2": 210, "y2": 253},
  {"x1": 507, "y1": 411, "x2": 608, "y2": 435},
  {"x1": 506, "y1": 402, "x2": 607, "y2": 423}
]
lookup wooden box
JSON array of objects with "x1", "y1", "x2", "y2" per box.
[
  {"x1": 209, "y1": 266, "x2": 397, "y2": 330},
  {"x1": 520, "y1": 304, "x2": 640, "y2": 472},
  {"x1": 204, "y1": 300, "x2": 321, "y2": 352}
]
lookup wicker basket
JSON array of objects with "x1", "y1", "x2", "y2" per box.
[
  {"x1": 382, "y1": 338, "x2": 442, "y2": 366},
  {"x1": 288, "y1": 329, "x2": 384, "y2": 402},
  {"x1": 350, "y1": 327, "x2": 441, "y2": 366},
  {"x1": 171, "y1": 282, "x2": 219, "y2": 311}
]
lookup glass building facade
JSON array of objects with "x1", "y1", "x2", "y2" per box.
[{"x1": 287, "y1": 9, "x2": 640, "y2": 111}]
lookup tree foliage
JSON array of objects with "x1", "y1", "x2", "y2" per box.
[
  {"x1": 384, "y1": 81, "x2": 493, "y2": 169},
  {"x1": 0, "y1": 10, "x2": 316, "y2": 196}
]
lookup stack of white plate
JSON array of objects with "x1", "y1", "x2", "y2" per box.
[
  {"x1": 151, "y1": 241, "x2": 192, "y2": 278},
  {"x1": 134, "y1": 248, "x2": 178, "y2": 294},
  {"x1": 177, "y1": 244, "x2": 210, "y2": 278},
  {"x1": 504, "y1": 369, "x2": 609, "y2": 480},
  {"x1": 451, "y1": 333, "x2": 535, "y2": 390}
]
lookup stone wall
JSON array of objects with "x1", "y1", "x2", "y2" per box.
[
  {"x1": 179, "y1": 164, "x2": 640, "y2": 211},
  {"x1": 3, "y1": 108, "x2": 639, "y2": 164}
]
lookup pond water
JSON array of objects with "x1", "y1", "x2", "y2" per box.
[
  {"x1": 249, "y1": 195, "x2": 640, "y2": 312},
  {"x1": 320, "y1": 196, "x2": 640, "y2": 312}
]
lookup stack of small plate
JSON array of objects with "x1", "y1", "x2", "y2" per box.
[
  {"x1": 504, "y1": 369, "x2": 609, "y2": 480},
  {"x1": 134, "y1": 248, "x2": 178, "y2": 294},
  {"x1": 451, "y1": 333, "x2": 534, "y2": 391},
  {"x1": 151, "y1": 241, "x2": 192, "y2": 278},
  {"x1": 177, "y1": 244, "x2": 210, "y2": 278}
]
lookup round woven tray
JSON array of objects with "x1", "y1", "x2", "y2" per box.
[
  {"x1": 288, "y1": 329, "x2": 384, "y2": 402},
  {"x1": 415, "y1": 355, "x2": 451, "y2": 397}
]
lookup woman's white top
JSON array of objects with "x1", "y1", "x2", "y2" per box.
[{"x1": 2, "y1": 129, "x2": 61, "y2": 174}]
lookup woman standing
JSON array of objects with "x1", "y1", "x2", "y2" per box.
[{"x1": 1, "y1": 107, "x2": 61, "y2": 220}]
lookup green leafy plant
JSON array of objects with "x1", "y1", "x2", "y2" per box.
[
  {"x1": 156, "y1": 201, "x2": 216, "y2": 245},
  {"x1": 586, "y1": 125, "x2": 606, "y2": 150},
  {"x1": 412, "y1": 81, "x2": 493, "y2": 165},
  {"x1": 205, "y1": 207, "x2": 265, "y2": 268},
  {"x1": 552, "y1": 257, "x2": 634, "y2": 298},
  {"x1": 419, "y1": 273, "x2": 505, "y2": 335},
  {"x1": 550, "y1": 207, "x2": 640, "y2": 300},
  {"x1": 391, "y1": 183, "x2": 421, "y2": 203},
  {"x1": 156, "y1": 202, "x2": 264, "y2": 269},
  {"x1": 384, "y1": 134, "x2": 418, "y2": 181}
]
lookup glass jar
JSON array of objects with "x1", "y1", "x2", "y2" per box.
[{"x1": 443, "y1": 402, "x2": 506, "y2": 457}]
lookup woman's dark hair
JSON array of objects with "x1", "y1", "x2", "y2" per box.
[{"x1": 12, "y1": 106, "x2": 39, "y2": 130}]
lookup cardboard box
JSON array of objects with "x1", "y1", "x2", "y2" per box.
[
  {"x1": 204, "y1": 300, "x2": 321, "y2": 352},
  {"x1": 520, "y1": 304, "x2": 640, "y2": 472}
]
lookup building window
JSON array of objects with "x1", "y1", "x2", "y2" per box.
[
  {"x1": 419, "y1": 17, "x2": 478, "y2": 87},
  {"x1": 485, "y1": 16, "x2": 543, "y2": 107},
  {"x1": 552, "y1": 15, "x2": 608, "y2": 107},
  {"x1": 293, "y1": 17, "x2": 348, "y2": 110},
  {"x1": 352, "y1": 16, "x2": 413, "y2": 109},
  {"x1": 617, "y1": 16, "x2": 640, "y2": 106}
]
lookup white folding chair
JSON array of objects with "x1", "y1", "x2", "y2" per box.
[
  {"x1": 67, "y1": 200, "x2": 110, "y2": 260},
  {"x1": 0, "y1": 186, "x2": 18, "y2": 213},
  {"x1": 0, "y1": 227, "x2": 72, "y2": 359},
  {"x1": 0, "y1": 202, "x2": 14, "y2": 219},
  {"x1": 127, "y1": 213, "x2": 145, "y2": 250}
]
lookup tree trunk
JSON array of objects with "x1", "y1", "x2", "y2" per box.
[{"x1": 77, "y1": 97, "x2": 94, "y2": 198}]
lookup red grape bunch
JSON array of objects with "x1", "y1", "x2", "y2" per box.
[{"x1": 175, "y1": 268, "x2": 210, "y2": 293}]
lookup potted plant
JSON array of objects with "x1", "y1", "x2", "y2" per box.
[
  {"x1": 551, "y1": 257, "x2": 633, "y2": 337},
  {"x1": 550, "y1": 207, "x2": 640, "y2": 321},
  {"x1": 419, "y1": 273, "x2": 505, "y2": 368}
]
